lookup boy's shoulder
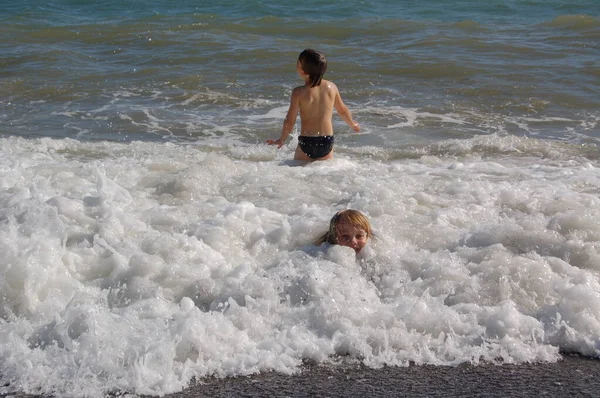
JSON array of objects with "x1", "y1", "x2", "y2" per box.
[{"x1": 320, "y1": 79, "x2": 338, "y2": 89}]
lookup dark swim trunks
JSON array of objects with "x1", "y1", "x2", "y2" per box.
[{"x1": 298, "y1": 135, "x2": 335, "y2": 159}]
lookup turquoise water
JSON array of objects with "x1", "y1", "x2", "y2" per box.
[{"x1": 2, "y1": 2, "x2": 600, "y2": 397}]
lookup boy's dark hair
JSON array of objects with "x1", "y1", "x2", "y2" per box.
[{"x1": 298, "y1": 49, "x2": 327, "y2": 87}]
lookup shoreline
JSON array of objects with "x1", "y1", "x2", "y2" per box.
[
  {"x1": 162, "y1": 354, "x2": 600, "y2": 398},
  {"x1": 3, "y1": 354, "x2": 599, "y2": 397}
]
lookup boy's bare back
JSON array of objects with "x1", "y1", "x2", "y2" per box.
[
  {"x1": 295, "y1": 79, "x2": 337, "y2": 136},
  {"x1": 291, "y1": 78, "x2": 358, "y2": 137}
]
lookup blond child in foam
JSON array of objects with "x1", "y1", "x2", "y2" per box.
[{"x1": 315, "y1": 209, "x2": 372, "y2": 254}]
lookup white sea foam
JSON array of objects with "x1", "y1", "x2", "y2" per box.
[
  {"x1": 247, "y1": 105, "x2": 288, "y2": 120},
  {"x1": 1, "y1": 135, "x2": 600, "y2": 396}
]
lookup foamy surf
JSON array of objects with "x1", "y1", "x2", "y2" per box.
[{"x1": 1, "y1": 135, "x2": 599, "y2": 396}]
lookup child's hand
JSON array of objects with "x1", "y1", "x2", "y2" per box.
[
  {"x1": 266, "y1": 139, "x2": 284, "y2": 148},
  {"x1": 352, "y1": 122, "x2": 360, "y2": 132}
]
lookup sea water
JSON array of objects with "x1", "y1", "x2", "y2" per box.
[{"x1": 1, "y1": 0, "x2": 600, "y2": 396}]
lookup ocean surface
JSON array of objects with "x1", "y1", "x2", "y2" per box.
[{"x1": 1, "y1": 0, "x2": 600, "y2": 396}]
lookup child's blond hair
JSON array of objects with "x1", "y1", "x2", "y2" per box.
[{"x1": 315, "y1": 209, "x2": 372, "y2": 246}]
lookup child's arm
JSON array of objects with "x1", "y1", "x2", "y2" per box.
[
  {"x1": 334, "y1": 88, "x2": 360, "y2": 132},
  {"x1": 266, "y1": 88, "x2": 301, "y2": 148}
]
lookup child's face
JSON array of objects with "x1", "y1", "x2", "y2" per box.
[{"x1": 335, "y1": 223, "x2": 369, "y2": 253}]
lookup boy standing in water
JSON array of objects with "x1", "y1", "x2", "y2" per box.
[{"x1": 266, "y1": 49, "x2": 360, "y2": 161}]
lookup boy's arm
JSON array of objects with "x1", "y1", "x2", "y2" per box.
[
  {"x1": 266, "y1": 88, "x2": 301, "y2": 148},
  {"x1": 334, "y1": 87, "x2": 360, "y2": 132}
]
